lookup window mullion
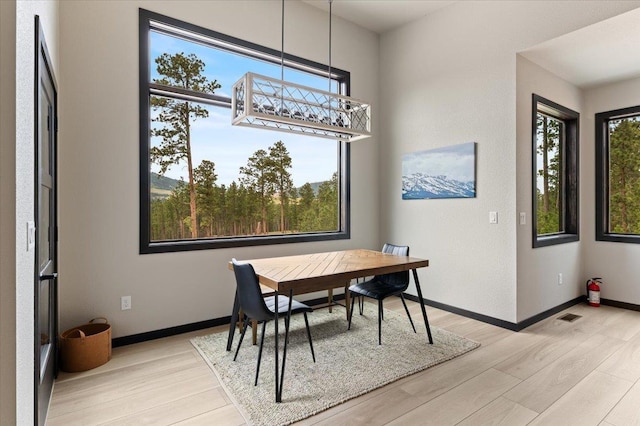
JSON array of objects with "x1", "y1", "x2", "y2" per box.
[{"x1": 150, "y1": 83, "x2": 230, "y2": 108}]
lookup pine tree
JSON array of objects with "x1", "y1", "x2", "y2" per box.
[
  {"x1": 317, "y1": 173, "x2": 339, "y2": 231},
  {"x1": 536, "y1": 113, "x2": 562, "y2": 234},
  {"x1": 240, "y1": 149, "x2": 274, "y2": 234},
  {"x1": 194, "y1": 160, "x2": 217, "y2": 236},
  {"x1": 609, "y1": 118, "x2": 640, "y2": 233},
  {"x1": 268, "y1": 141, "x2": 294, "y2": 232},
  {"x1": 150, "y1": 52, "x2": 221, "y2": 238}
]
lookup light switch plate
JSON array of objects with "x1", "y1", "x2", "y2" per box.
[{"x1": 489, "y1": 211, "x2": 498, "y2": 224}]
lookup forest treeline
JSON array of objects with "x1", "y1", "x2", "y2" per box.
[
  {"x1": 150, "y1": 141, "x2": 339, "y2": 240},
  {"x1": 607, "y1": 118, "x2": 640, "y2": 234},
  {"x1": 535, "y1": 113, "x2": 562, "y2": 234},
  {"x1": 536, "y1": 114, "x2": 640, "y2": 235}
]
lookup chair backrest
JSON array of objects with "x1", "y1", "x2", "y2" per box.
[
  {"x1": 375, "y1": 243, "x2": 410, "y2": 288},
  {"x1": 231, "y1": 259, "x2": 273, "y2": 322}
]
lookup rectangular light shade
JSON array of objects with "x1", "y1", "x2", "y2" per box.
[{"x1": 231, "y1": 72, "x2": 371, "y2": 142}]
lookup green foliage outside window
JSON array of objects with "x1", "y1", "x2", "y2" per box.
[
  {"x1": 536, "y1": 113, "x2": 563, "y2": 235},
  {"x1": 608, "y1": 117, "x2": 640, "y2": 234},
  {"x1": 150, "y1": 53, "x2": 221, "y2": 239}
]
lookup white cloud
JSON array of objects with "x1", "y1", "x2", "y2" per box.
[{"x1": 403, "y1": 142, "x2": 475, "y2": 182}]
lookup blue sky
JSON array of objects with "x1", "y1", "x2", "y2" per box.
[
  {"x1": 402, "y1": 142, "x2": 476, "y2": 183},
  {"x1": 149, "y1": 31, "x2": 337, "y2": 187}
]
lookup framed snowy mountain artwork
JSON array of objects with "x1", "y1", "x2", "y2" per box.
[{"x1": 402, "y1": 142, "x2": 476, "y2": 199}]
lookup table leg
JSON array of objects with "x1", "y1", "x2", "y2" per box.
[
  {"x1": 226, "y1": 289, "x2": 239, "y2": 351},
  {"x1": 412, "y1": 269, "x2": 433, "y2": 344},
  {"x1": 328, "y1": 289, "x2": 333, "y2": 313},
  {"x1": 237, "y1": 310, "x2": 243, "y2": 331},
  {"x1": 344, "y1": 282, "x2": 351, "y2": 321},
  {"x1": 252, "y1": 319, "x2": 258, "y2": 345},
  {"x1": 274, "y1": 291, "x2": 280, "y2": 402},
  {"x1": 278, "y1": 289, "x2": 294, "y2": 402}
]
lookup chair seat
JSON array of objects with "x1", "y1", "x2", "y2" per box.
[
  {"x1": 231, "y1": 259, "x2": 316, "y2": 390},
  {"x1": 264, "y1": 295, "x2": 313, "y2": 316},
  {"x1": 349, "y1": 279, "x2": 407, "y2": 300},
  {"x1": 346, "y1": 243, "x2": 428, "y2": 346}
]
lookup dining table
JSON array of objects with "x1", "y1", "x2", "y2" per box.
[{"x1": 226, "y1": 248, "x2": 432, "y2": 402}]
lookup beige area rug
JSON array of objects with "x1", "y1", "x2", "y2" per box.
[{"x1": 191, "y1": 306, "x2": 479, "y2": 426}]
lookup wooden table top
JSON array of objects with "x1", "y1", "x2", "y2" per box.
[{"x1": 230, "y1": 249, "x2": 429, "y2": 294}]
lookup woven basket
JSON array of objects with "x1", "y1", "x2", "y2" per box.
[{"x1": 59, "y1": 317, "x2": 112, "y2": 372}]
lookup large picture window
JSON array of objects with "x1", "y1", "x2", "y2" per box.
[
  {"x1": 596, "y1": 105, "x2": 640, "y2": 243},
  {"x1": 532, "y1": 94, "x2": 579, "y2": 248},
  {"x1": 139, "y1": 10, "x2": 350, "y2": 253}
]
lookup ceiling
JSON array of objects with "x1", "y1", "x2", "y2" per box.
[
  {"x1": 302, "y1": 1, "x2": 640, "y2": 89},
  {"x1": 520, "y1": 7, "x2": 640, "y2": 88},
  {"x1": 301, "y1": 0, "x2": 455, "y2": 34}
]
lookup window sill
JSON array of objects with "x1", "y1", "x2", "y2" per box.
[
  {"x1": 140, "y1": 230, "x2": 350, "y2": 254},
  {"x1": 596, "y1": 234, "x2": 640, "y2": 244},
  {"x1": 533, "y1": 233, "x2": 579, "y2": 248}
]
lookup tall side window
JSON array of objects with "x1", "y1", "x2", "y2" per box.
[
  {"x1": 532, "y1": 94, "x2": 579, "y2": 248},
  {"x1": 139, "y1": 10, "x2": 350, "y2": 253},
  {"x1": 596, "y1": 105, "x2": 640, "y2": 243}
]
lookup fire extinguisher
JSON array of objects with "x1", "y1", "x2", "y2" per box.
[{"x1": 586, "y1": 278, "x2": 602, "y2": 307}]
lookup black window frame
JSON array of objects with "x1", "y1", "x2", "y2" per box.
[
  {"x1": 531, "y1": 94, "x2": 580, "y2": 248},
  {"x1": 139, "y1": 9, "x2": 351, "y2": 254},
  {"x1": 595, "y1": 105, "x2": 640, "y2": 244}
]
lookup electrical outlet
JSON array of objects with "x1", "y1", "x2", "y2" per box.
[
  {"x1": 121, "y1": 296, "x2": 131, "y2": 310},
  {"x1": 558, "y1": 273, "x2": 563, "y2": 285}
]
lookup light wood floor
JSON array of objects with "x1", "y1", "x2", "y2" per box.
[{"x1": 46, "y1": 300, "x2": 640, "y2": 425}]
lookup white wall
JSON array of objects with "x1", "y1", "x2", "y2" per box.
[
  {"x1": 4, "y1": 1, "x2": 59, "y2": 424},
  {"x1": 379, "y1": 1, "x2": 639, "y2": 324},
  {"x1": 0, "y1": 1, "x2": 17, "y2": 422},
  {"x1": 583, "y1": 76, "x2": 640, "y2": 306},
  {"x1": 515, "y1": 55, "x2": 583, "y2": 322},
  {"x1": 57, "y1": 0, "x2": 379, "y2": 337}
]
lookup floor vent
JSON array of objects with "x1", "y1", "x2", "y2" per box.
[{"x1": 558, "y1": 313, "x2": 581, "y2": 322}]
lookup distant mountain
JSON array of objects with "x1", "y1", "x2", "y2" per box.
[
  {"x1": 151, "y1": 172, "x2": 181, "y2": 190},
  {"x1": 402, "y1": 173, "x2": 475, "y2": 199},
  {"x1": 151, "y1": 173, "x2": 182, "y2": 199},
  {"x1": 298, "y1": 181, "x2": 324, "y2": 196},
  {"x1": 150, "y1": 173, "x2": 329, "y2": 200}
]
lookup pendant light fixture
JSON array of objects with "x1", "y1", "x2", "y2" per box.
[{"x1": 231, "y1": 0, "x2": 371, "y2": 142}]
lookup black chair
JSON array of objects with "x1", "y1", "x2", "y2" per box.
[
  {"x1": 231, "y1": 259, "x2": 315, "y2": 386},
  {"x1": 347, "y1": 244, "x2": 416, "y2": 345}
]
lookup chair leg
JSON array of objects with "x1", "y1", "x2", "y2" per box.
[
  {"x1": 400, "y1": 293, "x2": 417, "y2": 333},
  {"x1": 303, "y1": 313, "x2": 316, "y2": 362},
  {"x1": 348, "y1": 294, "x2": 356, "y2": 330},
  {"x1": 359, "y1": 296, "x2": 364, "y2": 315},
  {"x1": 378, "y1": 300, "x2": 383, "y2": 345},
  {"x1": 284, "y1": 316, "x2": 290, "y2": 344},
  {"x1": 233, "y1": 317, "x2": 250, "y2": 361},
  {"x1": 254, "y1": 321, "x2": 267, "y2": 386}
]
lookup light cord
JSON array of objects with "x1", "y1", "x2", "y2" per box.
[
  {"x1": 328, "y1": 0, "x2": 332, "y2": 92},
  {"x1": 281, "y1": 0, "x2": 285, "y2": 83},
  {"x1": 280, "y1": 0, "x2": 285, "y2": 113}
]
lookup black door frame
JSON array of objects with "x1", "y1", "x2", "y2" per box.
[{"x1": 34, "y1": 15, "x2": 58, "y2": 425}]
